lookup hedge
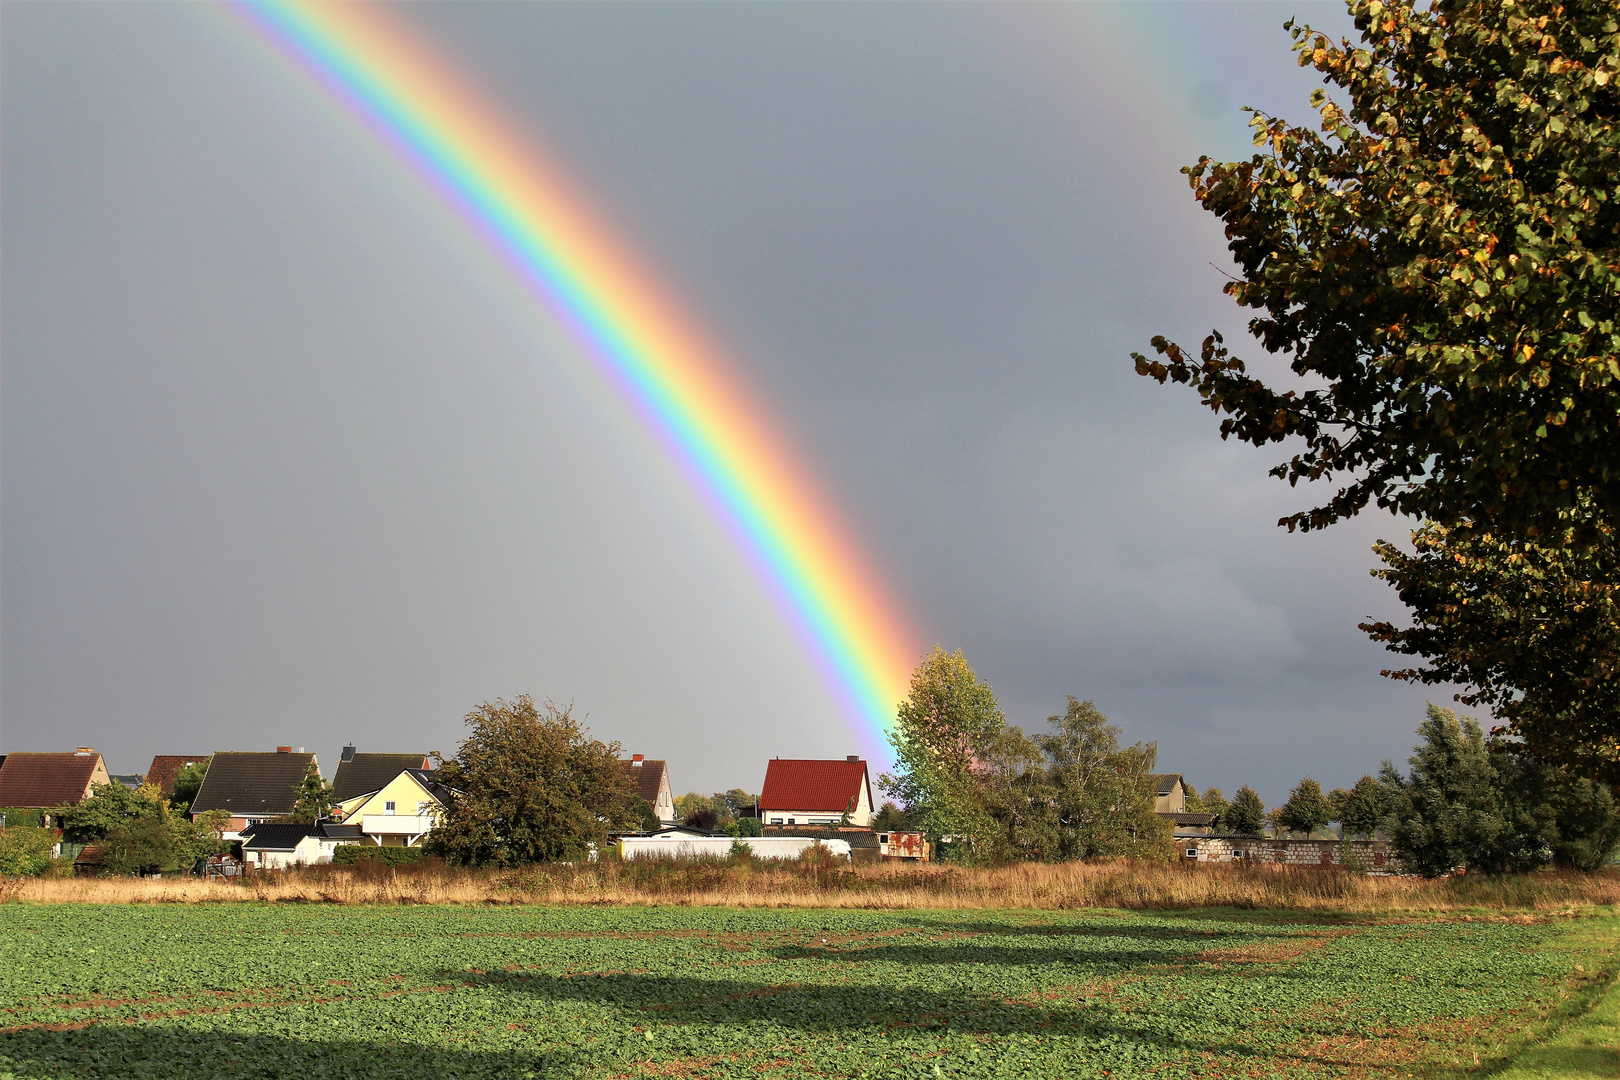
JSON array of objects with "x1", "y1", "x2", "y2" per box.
[{"x1": 333, "y1": 845, "x2": 425, "y2": 867}]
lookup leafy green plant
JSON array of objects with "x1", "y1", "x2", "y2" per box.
[{"x1": 0, "y1": 828, "x2": 56, "y2": 878}]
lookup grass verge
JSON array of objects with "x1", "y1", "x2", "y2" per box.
[
  {"x1": 6, "y1": 858, "x2": 1620, "y2": 912},
  {"x1": 1488, "y1": 917, "x2": 1620, "y2": 1079}
]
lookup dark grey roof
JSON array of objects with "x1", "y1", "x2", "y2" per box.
[
  {"x1": 240, "y1": 823, "x2": 320, "y2": 850},
  {"x1": 331, "y1": 753, "x2": 429, "y2": 803},
  {"x1": 403, "y1": 768, "x2": 456, "y2": 803},
  {"x1": 190, "y1": 752, "x2": 315, "y2": 816},
  {"x1": 1160, "y1": 811, "x2": 1219, "y2": 826},
  {"x1": 1151, "y1": 774, "x2": 1183, "y2": 796},
  {"x1": 319, "y1": 823, "x2": 365, "y2": 839}
]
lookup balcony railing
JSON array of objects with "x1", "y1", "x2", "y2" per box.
[{"x1": 360, "y1": 814, "x2": 436, "y2": 835}]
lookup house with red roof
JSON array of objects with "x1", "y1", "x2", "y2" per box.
[
  {"x1": 757, "y1": 756, "x2": 875, "y2": 828},
  {"x1": 0, "y1": 749, "x2": 110, "y2": 814}
]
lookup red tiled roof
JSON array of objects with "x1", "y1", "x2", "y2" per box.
[
  {"x1": 146, "y1": 755, "x2": 209, "y2": 794},
  {"x1": 759, "y1": 759, "x2": 869, "y2": 813},
  {"x1": 0, "y1": 752, "x2": 106, "y2": 808},
  {"x1": 620, "y1": 759, "x2": 668, "y2": 805}
]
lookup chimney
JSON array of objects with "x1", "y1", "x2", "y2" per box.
[
  {"x1": 847, "y1": 755, "x2": 860, "y2": 762},
  {"x1": 75, "y1": 747, "x2": 95, "y2": 755},
  {"x1": 341, "y1": 745, "x2": 356, "y2": 762},
  {"x1": 276, "y1": 746, "x2": 292, "y2": 754},
  {"x1": 631, "y1": 754, "x2": 644, "y2": 767}
]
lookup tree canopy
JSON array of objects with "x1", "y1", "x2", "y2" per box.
[
  {"x1": 1363, "y1": 519, "x2": 1620, "y2": 780},
  {"x1": 1225, "y1": 786, "x2": 1269, "y2": 835},
  {"x1": 428, "y1": 695, "x2": 638, "y2": 867},
  {"x1": 1378, "y1": 703, "x2": 1620, "y2": 873},
  {"x1": 880, "y1": 647, "x2": 1008, "y2": 853},
  {"x1": 1133, "y1": 0, "x2": 1620, "y2": 541},
  {"x1": 1275, "y1": 778, "x2": 1335, "y2": 837},
  {"x1": 1035, "y1": 697, "x2": 1169, "y2": 861}
]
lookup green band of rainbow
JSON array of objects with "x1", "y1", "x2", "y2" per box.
[{"x1": 220, "y1": 0, "x2": 915, "y2": 758}]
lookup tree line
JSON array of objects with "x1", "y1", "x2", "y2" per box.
[{"x1": 876, "y1": 649, "x2": 1620, "y2": 876}]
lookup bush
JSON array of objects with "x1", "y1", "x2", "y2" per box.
[
  {"x1": 0, "y1": 828, "x2": 57, "y2": 877},
  {"x1": 0, "y1": 809, "x2": 45, "y2": 829},
  {"x1": 333, "y1": 845, "x2": 425, "y2": 867}
]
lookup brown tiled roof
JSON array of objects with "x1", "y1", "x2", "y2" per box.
[
  {"x1": 620, "y1": 759, "x2": 668, "y2": 805},
  {"x1": 0, "y1": 752, "x2": 106, "y2": 807},
  {"x1": 190, "y1": 752, "x2": 315, "y2": 816},
  {"x1": 759, "y1": 759, "x2": 870, "y2": 814},
  {"x1": 332, "y1": 754, "x2": 430, "y2": 802},
  {"x1": 146, "y1": 755, "x2": 209, "y2": 794}
]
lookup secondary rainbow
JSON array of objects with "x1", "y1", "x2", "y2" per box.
[{"x1": 219, "y1": 0, "x2": 915, "y2": 756}]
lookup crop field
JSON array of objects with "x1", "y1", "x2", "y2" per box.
[{"x1": 0, "y1": 905, "x2": 1613, "y2": 1079}]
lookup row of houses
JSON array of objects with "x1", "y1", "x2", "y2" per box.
[
  {"x1": 5, "y1": 748, "x2": 1383, "y2": 870},
  {"x1": 0, "y1": 745, "x2": 895, "y2": 868}
]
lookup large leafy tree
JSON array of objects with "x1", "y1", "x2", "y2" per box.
[
  {"x1": 1363, "y1": 520, "x2": 1620, "y2": 780},
  {"x1": 880, "y1": 647, "x2": 1008, "y2": 856},
  {"x1": 1134, "y1": 0, "x2": 1620, "y2": 540},
  {"x1": 1275, "y1": 778, "x2": 1336, "y2": 837},
  {"x1": 1379, "y1": 705, "x2": 1508, "y2": 875},
  {"x1": 55, "y1": 783, "x2": 162, "y2": 844},
  {"x1": 428, "y1": 695, "x2": 638, "y2": 866},
  {"x1": 1035, "y1": 697, "x2": 1169, "y2": 860},
  {"x1": 1329, "y1": 775, "x2": 1388, "y2": 835},
  {"x1": 1225, "y1": 786, "x2": 1269, "y2": 835},
  {"x1": 1379, "y1": 704, "x2": 1620, "y2": 873}
]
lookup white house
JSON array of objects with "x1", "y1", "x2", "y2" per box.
[
  {"x1": 240, "y1": 823, "x2": 356, "y2": 869},
  {"x1": 757, "y1": 757, "x2": 874, "y2": 827}
]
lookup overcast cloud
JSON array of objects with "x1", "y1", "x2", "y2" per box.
[{"x1": 2, "y1": 2, "x2": 1449, "y2": 804}]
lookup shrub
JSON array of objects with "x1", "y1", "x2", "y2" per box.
[
  {"x1": 0, "y1": 809, "x2": 45, "y2": 829},
  {"x1": 0, "y1": 828, "x2": 57, "y2": 878}
]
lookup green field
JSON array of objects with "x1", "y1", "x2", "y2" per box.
[{"x1": 0, "y1": 905, "x2": 1613, "y2": 1079}]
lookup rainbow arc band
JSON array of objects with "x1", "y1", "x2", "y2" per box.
[{"x1": 221, "y1": 0, "x2": 915, "y2": 756}]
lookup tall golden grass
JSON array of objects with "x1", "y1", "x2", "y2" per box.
[{"x1": 5, "y1": 858, "x2": 1618, "y2": 911}]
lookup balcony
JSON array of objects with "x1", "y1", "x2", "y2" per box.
[{"x1": 360, "y1": 814, "x2": 436, "y2": 837}]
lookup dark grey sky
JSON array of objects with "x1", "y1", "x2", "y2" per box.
[{"x1": 2, "y1": 2, "x2": 1448, "y2": 804}]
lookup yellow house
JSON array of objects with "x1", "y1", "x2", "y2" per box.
[{"x1": 333, "y1": 769, "x2": 447, "y2": 848}]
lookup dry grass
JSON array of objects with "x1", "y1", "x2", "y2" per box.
[{"x1": 6, "y1": 857, "x2": 1620, "y2": 912}]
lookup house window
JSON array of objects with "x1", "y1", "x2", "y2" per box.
[
  {"x1": 879, "y1": 834, "x2": 889, "y2": 844},
  {"x1": 416, "y1": 802, "x2": 430, "y2": 816},
  {"x1": 1185, "y1": 848, "x2": 1199, "y2": 858},
  {"x1": 769, "y1": 818, "x2": 783, "y2": 825},
  {"x1": 786, "y1": 818, "x2": 796, "y2": 825},
  {"x1": 384, "y1": 801, "x2": 396, "y2": 815}
]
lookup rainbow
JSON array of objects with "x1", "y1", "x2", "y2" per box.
[{"x1": 218, "y1": 0, "x2": 916, "y2": 758}]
